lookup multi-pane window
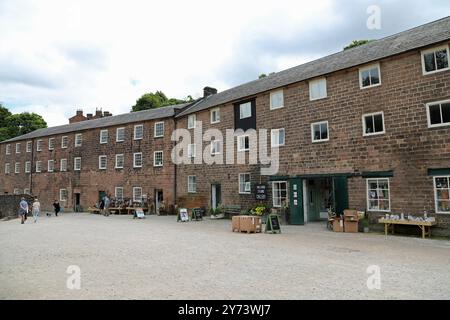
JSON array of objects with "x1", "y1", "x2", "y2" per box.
[
  {"x1": 211, "y1": 140, "x2": 221, "y2": 155},
  {"x1": 188, "y1": 144, "x2": 196, "y2": 158},
  {"x1": 25, "y1": 161, "x2": 31, "y2": 173},
  {"x1": 115, "y1": 187, "x2": 124, "y2": 201},
  {"x1": 116, "y1": 127, "x2": 125, "y2": 142},
  {"x1": 99, "y1": 155, "x2": 107, "y2": 170},
  {"x1": 60, "y1": 159, "x2": 67, "y2": 172},
  {"x1": 60, "y1": 189, "x2": 68, "y2": 202},
  {"x1": 6, "y1": 144, "x2": 11, "y2": 155},
  {"x1": 75, "y1": 134, "x2": 82, "y2": 147},
  {"x1": 427, "y1": 100, "x2": 450, "y2": 128},
  {"x1": 188, "y1": 114, "x2": 196, "y2": 129},
  {"x1": 309, "y1": 78, "x2": 327, "y2": 100},
  {"x1": 61, "y1": 136, "x2": 68, "y2": 148},
  {"x1": 133, "y1": 187, "x2": 142, "y2": 203},
  {"x1": 271, "y1": 129, "x2": 285, "y2": 147},
  {"x1": 13, "y1": 188, "x2": 20, "y2": 195},
  {"x1": 26, "y1": 141, "x2": 32, "y2": 153},
  {"x1": 239, "y1": 173, "x2": 251, "y2": 194},
  {"x1": 359, "y1": 64, "x2": 381, "y2": 88},
  {"x1": 115, "y1": 154, "x2": 124, "y2": 169},
  {"x1": 134, "y1": 124, "x2": 144, "y2": 140},
  {"x1": 74, "y1": 157, "x2": 82, "y2": 171},
  {"x1": 434, "y1": 177, "x2": 450, "y2": 213},
  {"x1": 237, "y1": 135, "x2": 250, "y2": 151},
  {"x1": 133, "y1": 153, "x2": 143, "y2": 168},
  {"x1": 48, "y1": 160, "x2": 54, "y2": 172},
  {"x1": 239, "y1": 102, "x2": 252, "y2": 119},
  {"x1": 36, "y1": 161, "x2": 42, "y2": 173},
  {"x1": 311, "y1": 121, "x2": 329, "y2": 142},
  {"x1": 15, "y1": 162, "x2": 20, "y2": 174},
  {"x1": 188, "y1": 176, "x2": 197, "y2": 193},
  {"x1": 100, "y1": 130, "x2": 108, "y2": 144},
  {"x1": 154, "y1": 122, "x2": 164, "y2": 138},
  {"x1": 24, "y1": 189, "x2": 30, "y2": 195},
  {"x1": 36, "y1": 140, "x2": 43, "y2": 151},
  {"x1": 367, "y1": 178, "x2": 390, "y2": 212},
  {"x1": 48, "y1": 138, "x2": 55, "y2": 150},
  {"x1": 273, "y1": 181, "x2": 288, "y2": 208},
  {"x1": 363, "y1": 112, "x2": 385, "y2": 136},
  {"x1": 270, "y1": 90, "x2": 284, "y2": 110},
  {"x1": 16, "y1": 143, "x2": 21, "y2": 154},
  {"x1": 210, "y1": 108, "x2": 221, "y2": 123},
  {"x1": 154, "y1": 151, "x2": 163, "y2": 167},
  {"x1": 422, "y1": 45, "x2": 449, "y2": 75},
  {"x1": 5, "y1": 163, "x2": 10, "y2": 174}
]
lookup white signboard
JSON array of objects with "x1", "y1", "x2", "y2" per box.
[{"x1": 179, "y1": 208, "x2": 189, "y2": 222}]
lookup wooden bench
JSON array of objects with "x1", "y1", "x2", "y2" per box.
[
  {"x1": 379, "y1": 219, "x2": 437, "y2": 239},
  {"x1": 223, "y1": 205, "x2": 242, "y2": 218}
]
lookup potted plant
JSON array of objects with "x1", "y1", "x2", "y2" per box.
[
  {"x1": 250, "y1": 204, "x2": 270, "y2": 223},
  {"x1": 361, "y1": 217, "x2": 370, "y2": 233},
  {"x1": 210, "y1": 205, "x2": 225, "y2": 220}
]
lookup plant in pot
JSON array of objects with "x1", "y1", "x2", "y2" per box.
[
  {"x1": 361, "y1": 217, "x2": 370, "y2": 233},
  {"x1": 210, "y1": 205, "x2": 225, "y2": 219},
  {"x1": 250, "y1": 204, "x2": 270, "y2": 223}
]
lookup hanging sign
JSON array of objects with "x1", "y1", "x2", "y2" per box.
[{"x1": 255, "y1": 184, "x2": 267, "y2": 200}]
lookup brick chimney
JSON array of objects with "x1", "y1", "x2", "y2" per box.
[
  {"x1": 69, "y1": 109, "x2": 87, "y2": 124},
  {"x1": 203, "y1": 86, "x2": 217, "y2": 98}
]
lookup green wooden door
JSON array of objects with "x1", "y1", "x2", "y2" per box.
[
  {"x1": 289, "y1": 178, "x2": 304, "y2": 225},
  {"x1": 308, "y1": 184, "x2": 322, "y2": 221},
  {"x1": 333, "y1": 176, "x2": 349, "y2": 216}
]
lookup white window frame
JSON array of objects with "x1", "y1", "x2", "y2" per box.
[
  {"x1": 48, "y1": 138, "x2": 55, "y2": 150},
  {"x1": 187, "y1": 144, "x2": 196, "y2": 158},
  {"x1": 60, "y1": 189, "x2": 68, "y2": 202},
  {"x1": 5, "y1": 163, "x2": 10, "y2": 174},
  {"x1": 210, "y1": 108, "x2": 221, "y2": 124},
  {"x1": 272, "y1": 181, "x2": 288, "y2": 208},
  {"x1": 99, "y1": 130, "x2": 108, "y2": 144},
  {"x1": 359, "y1": 63, "x2": 381, "y2": 89},
  {"x1": 74, "y1": 157, "x2": 81, "y2": 171},
  {"x1": 25, "y1": 161, "x2": 31, "y2": 173},
  {"x1": 188, "y1": 114, "x2": 196, "y2": 129},
  {"x1": 311, "y1": 121, "x2": 330, "y2": 143},
  {"x1": 6, "y1": 144, "x2": 11, "y2": 155},
  {"x1": 211, "y1": 140, "x2": 221, "y2": 155},
  {"x1": 362, "y1": 111, "x2": 385, "y2": 137},
  {"x1": 48, "y1": 160, "x2": 54, "y2": 172},
  {"x1": 24, "y1": 188, "x2": 30, "y2": 195},
  {"x1": 366, "y1": 178, "x2": 391, "y2": 212},
  {"x1": 36, "y1": 140, "x2": 43, "y2": 151},
  {"x1": 154, "y1": 122, "x2": 165, "y2": 138},
  {"x1": 239, "y1": 173, "x2": 251, "y2": 194},
  {"x1": 237, "y1": 135, "x2": 250, "y2": 152},
  {"x1": 421, "y1": 45, "x2": 450, "y2": 76},
  {"x1": 153, "y1": 151, "x2": 163, "y2": 167},
  {"x1": 271, "y1": 129, "x2": 285, "y2": 147},
  {"x1": 270, "y1": 90, "x2": 284, "y2": 110},
  {"x1": 134, "y1": 124, "x2": 144, "y2": 140},
  {"x1": 133, "y1": 152, "x2": 143, "y2": 168},
  {"x1": 115, "y1": 187, "x2": 124, "y2": 201},
  {"x1": 14, "y1": 162, "x2": 20, "y2": 174},
  {"x1": 116, "y1": 127, "x2": 125, "y2": 142},
  {"x1": 98, "y1": 155, "x2": 107, "y2": 170},
  {"x1": 188, "y1": 176, "x2": 197, "y2": 193},
  {"x1": 309, "y1": 78, "x2": 328, "y2": 101},
  {"x1": 13, "y1": 188, "x2": 20, "y2": 195},
  {"x1": 61, "y1": 136, "x2": 68, "y2": 149},
  {"x1": 426, "y1": 99, "x2": 450, "y2": 128},
  {"x1": 15, "y1": 143, "x2": 21, "y2": 154},
  {"x1": 115, "y1": 154, "x2": 124, "y2": 169},
  {"x1": 75, "y1": 134, "x2": 82, "y2": 147},
  {"x1": 133, "y1": 187, "x2": 143, "y2": 203},
  {"x1": 60, "y1": 159, "x2": 67, "y2": 172},
  {"x1": 434, "y1": 176, "x2": 450, "y2": 214},
  {"x1": 36, "y1": 161, "x2": 42, "y2": 173},
  {"x1": 26, "y1": 141, "x2": 32, "y2": 153},
  {"x1": 239, "y1": 102, "x2": 252, "y2": 119}
]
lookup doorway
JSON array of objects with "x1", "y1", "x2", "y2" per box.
[
  {"x1": 74, "y1": 193, "x2": 81, "y2": 212},
  {"x1": 99, "y1": 191, "x2": 106, "y2": 203},
  {"x1": 155, "y1": 190, "x2": 163, "y2": 214},
  {"x1": 211, "y1": 184, "x2": 221, "y2": 210}
]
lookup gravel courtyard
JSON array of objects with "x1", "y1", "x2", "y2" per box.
[{"x1": 1, "y1": 212, "x2": 450, "y2": 300}]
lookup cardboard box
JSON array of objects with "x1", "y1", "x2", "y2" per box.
[
  {"x1": 344, "y1": 221, "x2": 359, "y2": 233},
  {"x1": 332, "y1": 218, "x2": 344, "y2": 232},
  {"x1": 344, "y1": 209, "x2": 359, "y2": 233}
]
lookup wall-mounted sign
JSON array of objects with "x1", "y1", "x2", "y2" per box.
[{"x1": 255, "y1": 184, "x2": 267, "y2": 200}]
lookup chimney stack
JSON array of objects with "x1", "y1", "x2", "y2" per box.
[{"x1": 203, "y1": 86, "x2": 217, "y2": 98}]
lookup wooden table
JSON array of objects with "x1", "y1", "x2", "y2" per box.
[{"x1": 379, "y1": 219, "x2": 437, "y2": 239}]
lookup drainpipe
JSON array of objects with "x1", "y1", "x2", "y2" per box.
[
  {"x1": 30, "y1": 139, "x2": 34, "y2": 195},
  {"x1": 173, "y1": 117, "x2": 177, "y2": 206}
]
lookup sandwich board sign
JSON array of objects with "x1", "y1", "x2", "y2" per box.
[
  {"x1": 192, "y1": 208, "x2": 204, "y2": 221},
  {"x1": 265, "y1": 214, "x2": 281, "y2": 234},
  {"x1": 177, "y1": 208, "x2": 189, "y2": 222},
  {"x1": 134, "y1": 208, "x2": 145, "y2": 219}
]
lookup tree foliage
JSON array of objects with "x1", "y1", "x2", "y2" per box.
[
  {"x1": 0, "y1": 104, "x2": 47, "y2": 142},
  {"x1": 132, "y1": 91, "x2": 194, "y2": 112},
  {"x1": 344, "y1": 40, "x2": 373, "y2": 50}
]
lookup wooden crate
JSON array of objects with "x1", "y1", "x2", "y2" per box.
[
  {"x1": 239, "y1": 216, "x2": 262, "y2": 234},
  {"x1": 232, "y1": 216, "x2": 241, "y2": 232}
]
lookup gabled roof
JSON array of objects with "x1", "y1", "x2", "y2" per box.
[
  {"x1": 2, "y1": 103, "x2": 191, "y2": 143},
  {"x1": 177, "y1": 16, "x2": 450, "y2": 118}
]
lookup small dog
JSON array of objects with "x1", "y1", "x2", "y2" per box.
[{"x1": 46, "y1": 212, "x2": 52, "y2": 217}]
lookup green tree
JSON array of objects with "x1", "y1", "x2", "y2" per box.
[
  {"x1": 258, "y1": 74, "x2": 267, "y2": 79},
  {"x1": 132, "y1": 91, "x2": 193, "y2": 112},
  {"x1": 0, "y1": 104, "x2": 47, "y2": 142},
  {"x1": 344, "y1": 40, "x2": 373, "y2": 50}
]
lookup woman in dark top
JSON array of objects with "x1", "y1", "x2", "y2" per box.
[{"x1": 53, "y1": 200, "x2": 61, "y2": 217}]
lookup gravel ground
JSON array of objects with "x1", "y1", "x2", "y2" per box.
[{"x1": 1, "y1": 212, "x2": 450, "y2": 300}]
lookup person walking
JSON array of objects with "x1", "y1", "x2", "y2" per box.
[
  {"x1": 32, "y1": 198, "x2": 41, "y2": 223},
  {"x1": 53, "y1": 200, "x2": 61, "y2": 217},
  {"x1": 103, "y1": 194, "x2": 110, "y2": 217},
  {"x1": 99, "y1": 198, "x2": 105, "y2": 215},
  {"x1": 19, "y1": 197, "x2": 29, "y2": 224}
]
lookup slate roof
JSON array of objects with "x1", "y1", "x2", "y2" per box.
[
  {"x1": 177, "y1": 16, "x2": 450, "y2": 117},
  {"x1": 2, "y1": 103, "x2": 191, "y2": 143}
]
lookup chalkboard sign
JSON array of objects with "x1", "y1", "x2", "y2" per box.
[
  {"x1": 177, "y1": 208, "x2": 189, "y2": 222},
  {"x1": 255, "y1": 184, "x2": 267, "y2": 200},
  {"x1": 192, "y1": 208, "x2": 204, "y2": 221},
  {"x1": 265, "y1": 214, "x2": 281, "y2": 234},
  {"x1": 134, "y1": 208, "x2": 145, "y2": 219}
]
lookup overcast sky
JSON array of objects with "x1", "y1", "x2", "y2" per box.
[{"x1": 0, "y1": 0, "x2": 449, "y2": 127}]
